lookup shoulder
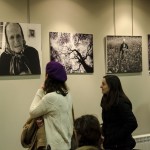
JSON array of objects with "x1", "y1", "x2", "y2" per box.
[
  {"x1": 0, "y1": 52, "x2": 11, "y2": 64},
  {"x1": 23, "y1": 46, "x2": 40, "y2": 60},
  {"x1": 24, "y1": 45, "x2": 38, "y2": 54},
  {"x1": 45, "y1": 92, "x2": 57, "y2": 98},
  {"x1": 66, "y1": 92, "x2": 72, "y2": 99},
  {"x1": 0, "y1": 52, "x2": 10, "y2": 59},
  {"x1": 43, "y1": 92, "x2": 72, "y2": 104},
  {"x1": 117, "y1": 97, "x2": 132, "y2": 110},
  {"x1": 43, "y1": 92, "x2": 60, "y2": 104}
]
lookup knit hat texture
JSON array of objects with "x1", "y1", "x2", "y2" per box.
[{"x1": 46, "y1": 61, "x2": 67, "y2": 82}]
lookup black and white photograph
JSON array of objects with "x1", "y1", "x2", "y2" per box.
[
  {"x1": 29, "y1": 29, "x2": 35, "y2": 38},
  {"x1": 106, "y1": 35, "x2": 142, "y2": 74},
  {"x1": 0, "y1": 22, "x2": 42, "y2": 76},
  {"x1": 148, "y1": 35, "x2": 150, "y2": 71},
  {"x1": 0, "y1": 22, "x2": 3, "y2": 50},
  {"x1": 49, "y1": 32, "x2": 93, "y2": 73}
]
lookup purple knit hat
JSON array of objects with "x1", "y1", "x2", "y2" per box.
[{"x1": 46, "y1": 61, "x2": 67, "y2": 82}]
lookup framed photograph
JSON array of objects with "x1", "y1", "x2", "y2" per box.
[
  {"x1": 148, "y1": 35, "x2": 150, "y2": 71},
  {"x1": 0, "y1": 22, "x2": 3, "y2": 51},
  {"x1": 29, "y1": 29, "x2": 35, "y2": 37},
  {"x1": 49, "y1": 32, "x2": 93, "y2": 73},
  {"x1": 0, "y1": 22, "x2": 42, "y2": 76},
  {"x1": 106, "y1": 35, "x2": 142, "y2": 74}
]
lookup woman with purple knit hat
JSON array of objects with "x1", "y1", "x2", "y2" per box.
[{"x1": 29, "y1": 61, "x2": 73, "y2": 150}]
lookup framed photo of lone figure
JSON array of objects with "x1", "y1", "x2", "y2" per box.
[{"x1": 106, "y1": 35, "x2": 142, "y2": 74}]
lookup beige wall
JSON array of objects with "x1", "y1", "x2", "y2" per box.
[{"x1": 0, "y1": 0, "x2": 150, "y2": 149}]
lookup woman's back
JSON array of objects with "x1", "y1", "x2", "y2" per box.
[{"x1": 44, "y1": 92, "x2": 73, "y2": 149}]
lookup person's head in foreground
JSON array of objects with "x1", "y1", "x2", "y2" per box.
[{"x1": 74, "y1": 114, "x2": 102, "y2": 149}]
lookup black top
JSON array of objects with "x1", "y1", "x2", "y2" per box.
[
  {"x1": 0, "y1": 46, "x2": 41, "y2": 75},
  {"x1": 102, "y1": 97, "x2": 138, "y2": 149}
]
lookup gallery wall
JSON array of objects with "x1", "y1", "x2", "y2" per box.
[{"x1": 0, "y1": 0, "x2": 150, "y2": 149}]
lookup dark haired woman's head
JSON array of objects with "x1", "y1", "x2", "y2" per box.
[
  {"x1": 74, "y1": 115, "x2": 101, "y2": 147},
  {"x1": 103, "y1": 75, "x2": 123, "y2": 94},
  {"x1": 44, "y1": 61, "x2": 68, "y2": 96},
  {"x1": 100, "y1": 75, "x2": 129, "y2": 110}
]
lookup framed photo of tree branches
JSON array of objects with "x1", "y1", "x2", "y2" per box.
[{"x1": 49, "y1": 32, "x2": 93, "y2": 73}]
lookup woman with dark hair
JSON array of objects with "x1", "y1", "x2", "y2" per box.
[
  {"x1": 74, "y1": 115, "x2": 102, "y2": 150},
  {"x1": 100, "y1": 75, "x2": 138, "y2": 150},
  {"x1": 29, "y1": 61, "x2": 73, "y2": 150}
]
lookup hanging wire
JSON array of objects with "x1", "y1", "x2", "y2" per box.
[
  {"x1": 131, "y1": 0, "x2": 133, "y2": 36},
  {"x1": 27, "y1": 0, "x2": 30, "y2": 23},
  {"x1": 113, "y1": 0, "x2": 116, "y2": 36}
]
